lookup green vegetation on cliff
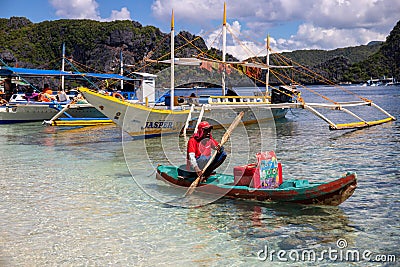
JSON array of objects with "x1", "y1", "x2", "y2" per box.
[{"x1": 0, "y1": 17, "x2": 209, "y2": 74}]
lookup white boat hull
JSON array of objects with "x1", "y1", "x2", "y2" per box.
[
  {"x1": 79, "y1": 87, "x2": 289, "y2": 138},
  {"x1": 79, "y1": 87, "x2": 190, "y2": 138},
  {"x1": 0, "y1": 103, "x2": 105, "y2": 124}
]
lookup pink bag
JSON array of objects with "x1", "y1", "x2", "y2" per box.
[{"x1": 252, "y1": 151, "x2": 282, "y2": 188}]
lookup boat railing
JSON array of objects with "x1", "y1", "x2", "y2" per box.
[{"x1": 208, "y1": 95, "x2": 270, "y2": 105}]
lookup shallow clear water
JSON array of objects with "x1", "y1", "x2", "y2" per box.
[{"x1": 0, "y1": 86, "x2": 399, "y2": 266}]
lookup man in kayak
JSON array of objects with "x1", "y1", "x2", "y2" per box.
[{"x1": 186, "y1": 121, "x2": 227, "y2": 178}]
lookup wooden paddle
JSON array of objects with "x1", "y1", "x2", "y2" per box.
[{"x1": 184, "y1": 111, "x2": 244, "y2": 197}]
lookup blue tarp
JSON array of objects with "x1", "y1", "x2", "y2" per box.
[
  {"x1": 0, "y1": 67, "x2": 134, "y2": 81},
  {"x1": 0, "y1": 67, "x2": 74, "y2": 77}
]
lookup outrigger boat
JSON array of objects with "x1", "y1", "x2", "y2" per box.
[
  {"x1": 0, "y1": 66, "x2": 120, "y2": 124},
  {"x1": 156, "y1": 165, "x2": 357, "y2": 206},
  {"x1": 0, "y1": 103, "x2": 107, "y2": 124},
  {"x1": 78, "y1": 6, "x2": 300, "y2": 138},
  {"x1": 79, "y1": 3, "x2": 395, "y2": 139},
  {"x1": 0, "y1": 46, "x2": 134, "y2": 125}
]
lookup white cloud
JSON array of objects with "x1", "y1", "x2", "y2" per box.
[
  {"x1": 203, "y1": 21, "x2": 268, "y2": 60},
  {"x1": 50, "y1": 0, "x2": 100, "y2": 20},
  {"x1": 108, "y1": 7, "x2": 131, "y2": 21},
  {"x1": 49, "y1": 0, "x2": 132, "y2": 21},
  {"x1": 152, "y1": 0, "x2": 400, "y2": 57},
  {"x1": 274, "y1": 23, "x2": 388, "y2": 52}
]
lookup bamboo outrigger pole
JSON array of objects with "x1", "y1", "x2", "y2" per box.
[
  {"x1": 266, "y1": 34, "x2": 270, "y2": 95},
  {"x1": 303, "y1": 101, "x2": 396, "y2": 130},
  {"x1": 61, "y1": 43, "x2": 65, "y2": 91},
  {"x1": 221, "y1": 2, "x2": 227, "y2": 96},
  {"x1": 120, "y1": 50, "x2": 124, "y2": 90},
  {"x1": 43, "y1": 100, "x2": 75, "y2": 125},
  {"x1": 170, "y1": 9, "x2": 175, "y2": 110}
]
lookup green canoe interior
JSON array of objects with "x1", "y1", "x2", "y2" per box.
[{"x1": 156, "y1": 165, "x2": 330, "y2": 191}]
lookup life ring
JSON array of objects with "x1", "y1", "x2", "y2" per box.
[{"x1": 112, "y1": 92, "x2": 125, "y2": 100}]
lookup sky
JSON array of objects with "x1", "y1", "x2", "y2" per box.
[{"x1": 1, "y1": 0, "x2": 400, "y2": 60}]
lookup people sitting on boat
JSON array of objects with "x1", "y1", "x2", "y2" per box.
[
  {"x1": 226, "y1": 88, "x2": 238, "y2": 102},
  {"x1": 187, "y1": 93, "x2": 200, "y2": 105},
  {"x1": 42, "y1": 84, "x2": 52, "y2": 95},
  {"x1": 24, "y1": 86, "x2": 39, "y2": 102},
  {"x1": 39, "y1": 93, "x2": 54, "y2": 102},
  {"x1": 98, "y1": 86, "x2": 109, "y2": 95},
  {"x1": 186, "y1": 121, "x2": 227, "y2": 179},
  {"x1": 37, "y1": 84, "x2": 55, "y2": 102},
  {"x1": 0, "y1": 76, "x2": 13, "y2": 101},
  {"x1": 74, "y1": 93, "x2": 88, "y2": 104},
  {"x1": 57, "y1": 89, "x2": 68, "y2": 102},
  {"x1": 0, "y1": 94, "x2": 7, "y2": 105},
  {"x1": 38, "y1": 92, "x2": 56, "y2": 102}
]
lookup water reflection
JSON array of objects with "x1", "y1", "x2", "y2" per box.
[{"x1": 181, "y1": 199, "x2": 356, "y2": 258}]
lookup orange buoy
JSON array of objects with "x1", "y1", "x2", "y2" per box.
[{"x1": 112, "y1": 92, "x2": 125, "y2": 100}]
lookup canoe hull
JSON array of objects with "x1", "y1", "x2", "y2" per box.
[{"x1": 156, "y1": 166, "x2": 357, "y2": 206}]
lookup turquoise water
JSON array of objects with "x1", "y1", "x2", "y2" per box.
[{"x1": 0, "y1": 86, "x2": 399, "y2": 266}]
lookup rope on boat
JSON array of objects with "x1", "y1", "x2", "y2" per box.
[
  {"x1": 65, "y1": 59, "x2": 100, "y2": 90},
  {"x1": 271, "y1": 68, "x2": 337, "y2": 104}
]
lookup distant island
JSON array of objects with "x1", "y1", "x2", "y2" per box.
[{"x1": 0, "y1": 17, "x2": 399, "y2": 85}]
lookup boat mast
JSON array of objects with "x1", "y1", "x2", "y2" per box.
[
  {"x1": 120, "y1": 50, "x2": 124, "y2": 90},
  {"x1": 266, "y1": 34, "x2": 270, "y2": 95},
  {"x1": 61, "y1": 42, "x2": 65, "y2": 90},
  {"x1": 222, "y1": 2, "x2": 227, "y2": 96},
  {"x1": 170, "y1": 9, "x2": 175, "y2": 110}
]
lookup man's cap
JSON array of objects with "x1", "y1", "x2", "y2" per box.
[{"x1": 198, "y1": 121, "x2": 213, "y2": 129}]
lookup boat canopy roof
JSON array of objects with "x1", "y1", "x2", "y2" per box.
[
  {"x1": 0, "y1": 67, "x2": 134, "y2": 81},
  {"x1": 0, "y1": 67, "x2": 73, "y2": 77}
]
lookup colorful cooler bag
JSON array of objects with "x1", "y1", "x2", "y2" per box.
[{"x1": 252, "y1": 151, "x2": 282, "y2": 189}]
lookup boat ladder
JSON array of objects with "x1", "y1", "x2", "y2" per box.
[
  {"x1": 182, "y1": 104, "x2": 195, "y2": 137},
  {"x1": 194, "y1": 105, "x2": 206, "y2": 133}
]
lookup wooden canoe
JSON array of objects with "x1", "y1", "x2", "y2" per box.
[{"x1": 156, "y1": 165, "x2": 357, "y2": 206}]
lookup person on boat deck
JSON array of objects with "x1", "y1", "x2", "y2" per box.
[
  {"x1": 0, "y1": 94, "x2": 7, "y2": 105},
  {"x1": 0, "y1": 76, "x2": 13, "y2": 101},
  {"x1": 37, "y1": 83, "x2": 55, "y2": 102},
  {"x1": 42, "y1": 84, "x2": 52, "y2": 95},
  {"x1": 187, "y1": 121, "x2": 227, "y2": 178},
  {"x1": 57, "y1": 89, "x2": 68, "y2": 102},
  {"x1": 74, "y1": 93, "x2": 88, "y2": 104},
  {"x1": 187, "y1": 92, "x2": 199, "y2": 105}
]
